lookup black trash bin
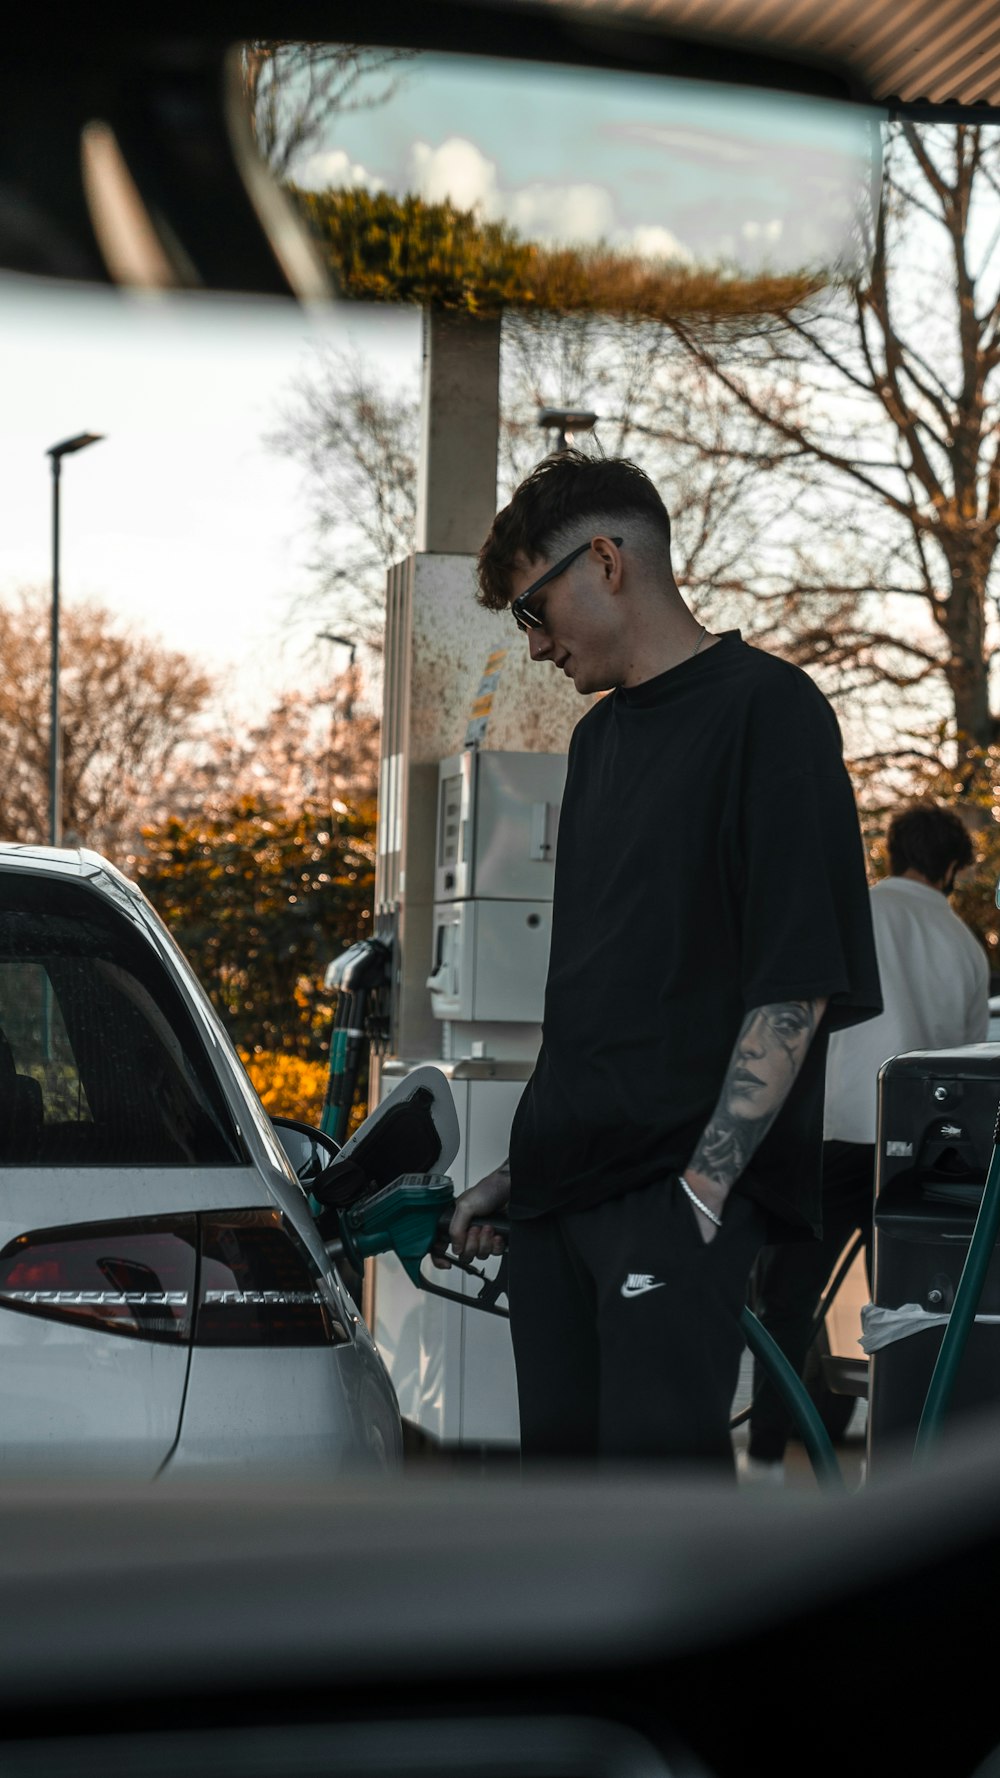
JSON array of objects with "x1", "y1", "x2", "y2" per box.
[{"x1": 868, "y1": 1044, "x2": 1000, "y2": 1474}]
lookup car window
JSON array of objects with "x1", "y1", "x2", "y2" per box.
[
  {"x1": 0, "y1": 958, "x2": 91, "y2": 1125},
  {"x1": 0, "y1": 876, "x2": 245, "y2": 1167}
]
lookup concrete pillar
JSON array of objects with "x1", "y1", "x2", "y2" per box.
[{"x1": 415, "y1": 308, "x2": 501, "y2": 554}]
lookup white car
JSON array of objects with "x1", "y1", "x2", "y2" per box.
[{"x1": 0, "y1": 843, "x2": 402, "y2": 1478}]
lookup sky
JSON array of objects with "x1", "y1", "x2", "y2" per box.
[{"x1": 0, "y1": 276, "x2": 420, "y2": 723}]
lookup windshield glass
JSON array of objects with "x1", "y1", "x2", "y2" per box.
[{"x1": 2, "y1": 35, "x2": 999, "y2": 1502}]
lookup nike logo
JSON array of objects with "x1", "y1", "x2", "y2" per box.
[{"x1": 621, "y1": 1273, "x2": 666, "y2": 1299}]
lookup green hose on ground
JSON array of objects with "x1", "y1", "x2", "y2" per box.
[{"x1": 740, "y1": 1306, "x2": 846, "y2": 1492}]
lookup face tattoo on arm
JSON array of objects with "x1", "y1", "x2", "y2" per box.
[{"x1": 686, "y1": 998, "x2": 826, "y2": 1198}]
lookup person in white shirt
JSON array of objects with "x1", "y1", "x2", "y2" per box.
[{"x1": 745, "y1": 801, "x2": 989, "y2": 1476}]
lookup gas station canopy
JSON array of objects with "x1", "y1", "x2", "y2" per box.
[{"x1": 533, "y1": 0, "x2": 1000, "y2": 110}]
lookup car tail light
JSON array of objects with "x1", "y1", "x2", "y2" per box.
[
  {"x1": 0, "y1": 1216, "x2": 197, "y2": 1341},
  {"x1": 194, "y1": 1209, "x2": 341, "y2": 1347},
  {"x1": 0, "y1": 1210, "x2": 348, "y2": 1347}
]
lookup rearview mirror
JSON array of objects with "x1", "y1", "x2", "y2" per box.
[
  {"x1": 271, "y1": 1117, "x2": 341, "y2": 1191},
  {"x1": 247, "y1": 41, "x2": 884, "y2": 308}
]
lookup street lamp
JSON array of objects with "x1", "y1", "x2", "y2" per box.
[
  {"x1": 317, "y1": 631, "x2": 357, "y2": 670},
  {"x1": 317, "y1": 631, "x2": 358, "y2": 722},
  {"x1": 46, "y1": 432, "x2": 104, "y2": 847},
  {"x1": 315, "y1": 631, "x2": 360, "y2": 815},
  {"x1": 537, "y1": 407, "x2": 599, "y2": 454}
]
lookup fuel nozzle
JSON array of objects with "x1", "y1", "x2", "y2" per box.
[
  {"x1": 336, "y1": 1172, "x2": 510, "y2": 1318},
  {"x1": 343, "y1": 1172, "x2": 457, "y2": 1277}
]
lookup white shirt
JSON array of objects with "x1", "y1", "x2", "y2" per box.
[{"x1": 824, "y1": 876, "x2": 990, "y2": 1144}]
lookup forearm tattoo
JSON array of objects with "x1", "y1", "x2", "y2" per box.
[{"x1": 688, "y1": 999, "x2": 824, "y2": 1193}]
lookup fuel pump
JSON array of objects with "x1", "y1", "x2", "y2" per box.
[
  {"x1": 321, "y1": 936, "x2": 392, "y2": 1146},
  {"x1": 372, "y1": 742, "x2": 566, "y2": 1449}
]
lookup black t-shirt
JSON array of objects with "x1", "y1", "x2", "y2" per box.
[{"x1": 508, "y1": 632, "x2": 882, "y2": 1237}]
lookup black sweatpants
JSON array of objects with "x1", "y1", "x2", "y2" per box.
[
  {"x1": 508, "y1": 1175, "x2": 766, "y2": 1471},
  {"x1": 747, "y1": 1139, "x2": 875, "y2": 1464}
]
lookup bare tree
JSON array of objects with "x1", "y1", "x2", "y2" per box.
[
  {"x1": 161, "y1": 670, "x2": 380, "y2": 830},
  {"x1": 499, "y1": 310, "x2": 844, "y2": 649},
  {"x1": 269, "y1": 121, "x2": 1000, "y2": 758},
  {"x1": 270, "y1": 311, "x2": 844, "y2": 665},
  {"x1": 240, "y1": 42, "x2": 413, "y2": 182},
  {"x1": 0, "y1": 591, "x2": 214, "y2": 858},
  {"x1": 267, "y1": 348, "x2": 419, "y2": 645},
  {"x1": 658, "y1": 123, "x2": 1000, "y2": 763}
]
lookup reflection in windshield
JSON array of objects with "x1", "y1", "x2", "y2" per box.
[{"x1": 242, "y1": 44, "x2": 883, "y2": 310}]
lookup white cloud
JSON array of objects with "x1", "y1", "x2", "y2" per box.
[
  {"x1": 315, "y1": 132, "x2": 691, "y2": 258},
  {"x1": 626, "y1": 223, "x2": 693, "y2": 264},
  {"x1": 408, "y1": 136, "x2": 617, "y2": 247},
  {"x1": 293, "y1": 148, "x2": 384, "y2": 193},
  {"x1": 605, "y1": 122, "x2": 757, "y2": 165},
  {"x1": 409, "y1": 137, "x2": 500, "y2": 212},
  {"x1": 741, "y1": 218, "x2": 783, "y2": 243},
  {"x1": 506, "y1": 181, "x2": 615, "y2": 245}
]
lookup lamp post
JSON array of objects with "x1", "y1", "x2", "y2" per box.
[
  {"x1": 46, "y1": 432, "x2": 104, "y2": 846},
  {"x1": 317, "y1": 631, "x2": 357, "y2": 722},
  {"x1": 318, "y1": 631, "x2": 357, "y2": 669},
  {"x1": 536, "y1": 406, "x2": 599, "y2": 454}
]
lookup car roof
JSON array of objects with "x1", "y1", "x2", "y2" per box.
[{"x1": 0, "y1": 842, "x2": 150, "y2": 910}]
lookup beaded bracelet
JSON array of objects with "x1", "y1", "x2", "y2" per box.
[{"x1": 678, "y1": 1174, "x2": 723, "y2": 1228}]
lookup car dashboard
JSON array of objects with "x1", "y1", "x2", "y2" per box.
[{"x1": 1, "y1": 1443, "x2": 1000, "y2": 1778}]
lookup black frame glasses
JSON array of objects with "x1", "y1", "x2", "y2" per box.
[{"x1": 510, "y1": 537, "x2": 623, "y2": 632}]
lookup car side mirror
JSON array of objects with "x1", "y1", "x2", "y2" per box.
[{"x1": 271, "y1": 1117, "x2": 341, "y2": 1193}]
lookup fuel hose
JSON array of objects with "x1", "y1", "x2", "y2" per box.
[{"x1": 740, "y1": 1307, "x2": 845, "y2": 1491}]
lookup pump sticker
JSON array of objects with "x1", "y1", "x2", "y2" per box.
[
  {"x1": 885, "y1": 1141, "x2": 913, "y2": 1157},
  {"x1": 465, "y1": 648, "x2": 508, "y2": 748}
]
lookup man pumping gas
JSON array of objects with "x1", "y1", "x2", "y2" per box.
[{"x1": 444, "y1": 452, "x2": 883, "y2": 1472}]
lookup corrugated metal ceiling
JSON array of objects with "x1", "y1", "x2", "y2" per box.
[{"x1": 541, "y1": 0, "x2": 1000, "y2": 109}]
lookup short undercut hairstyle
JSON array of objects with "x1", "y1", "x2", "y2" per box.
[
  {"x1": 887, "y1": 801, "x2": 974, "y2": 883},
  {"x1": 477, "y1": 451, "x2": 673, "y2": 610}
]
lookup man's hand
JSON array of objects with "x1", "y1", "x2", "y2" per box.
[{"x1": 432, "y1": 1164, "x2": 511, "y2": 1270}]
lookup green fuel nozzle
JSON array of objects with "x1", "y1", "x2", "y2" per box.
[
  {"x1": 341, "y1": 1173, "x2": 456, "y2": 1284},
  {"x1": 333, "y1": 1172, "x2": 511, "y2": 1317}
]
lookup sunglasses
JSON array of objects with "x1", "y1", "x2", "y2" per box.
[{"x1": 511, "y1": 537, "x2": 623, "y2": 633}]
